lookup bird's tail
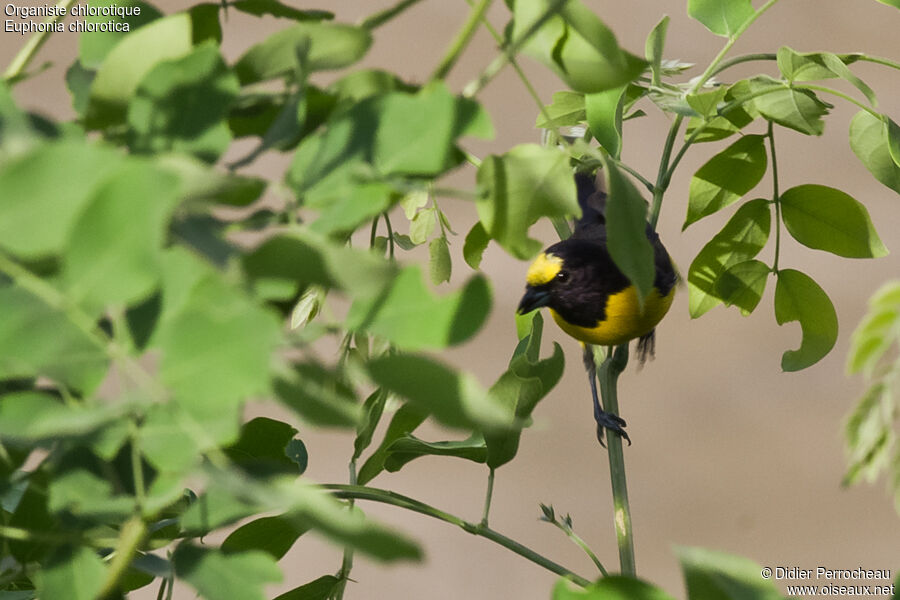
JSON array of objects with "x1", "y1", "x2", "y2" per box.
[{"x1": 573, "y1": 170, "x2": 607, "y2": 240}]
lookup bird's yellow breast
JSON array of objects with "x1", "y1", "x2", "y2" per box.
[{"x1": 549, "y1": 285, "x2": 675, "y2": 346}]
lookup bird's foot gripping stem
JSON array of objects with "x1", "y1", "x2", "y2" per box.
[
  {"x1": 594, "y1": 409, "x2": 630, "y2": 447},
  {"x1": 583, "y1": 344, "x2": 631, "y2": 447}
]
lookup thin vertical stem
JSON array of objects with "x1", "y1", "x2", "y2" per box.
[
  {"x1": 481, "y1": 467, "x2": 495, "y2": 526},
  {"x1": 430, "y1": 0, "x2": 493, "y2": 81},
  {"x1": 334, "y1": 459, "x2": 359, "y2": 600},
  {"x1": 597, "y1": 345, "x2": 635, "y2": 576},
  {"x1": 767, "y1": 121, "x2": 781, "y2": 274},
  {"x1": 3, "y1": 0, "x2": 77, "y2": 82},
  {"x1": 360, "y1": 0, "x2": 426, "y2": 30}
]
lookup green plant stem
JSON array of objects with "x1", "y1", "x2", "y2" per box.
[
  {"x1": 325, "y1": 484, "x2": 592, "y2": 587},
  {"x1": 3, "y1": 0, "x2": 77, "y2": 82},
  {"x1": 369, "y1": 214, "x2": 380, "y2": 250},
  {"x1": 97, "y1": 516, "x2": 148, "y2": 599},
  {"x1": 463, "y1": 0, "x2": 568, "y2": 98},
  {"x1": 334, "y1": 460, "x2": 359, "y2": 600},
  {"x1": 649, "y1": 0, "x2": 781, "y2": 227},
  {"x1": 859, "y1": 54, "x2": 900, "y2": 72},
  {"x1": 130, "y1": 420, "x2": 146, "y2": 513},
  {"x1": 360, "y1": 0, "x2": 426, "y2": 30},
  {"x1": 541, "y1": 511, "x2": 609, "y2": 577},
  {"x1": 597, "y1": 345, "x2": 635, "y2": 576},
  {"x1": 608, "y1": 157, "x2": 655, "y2": 194},
  {"x1": 470, "y1": 1, "x2": 557, "y2": 131},
  {"x1": 691, "y1": 0, "x2": 782, "y2": 94},
  {"x1": 481, "y1": 467, "x2": 495, "y2": 526},
  {"x1": 431, "y1": 0, "x2": 492, "y2": 81},
  {"x1": 710, "y1": 52, "x2": 777, "y2": 77},
  {"x1": 649, "y1": 114, "x2": 683, "y2": 228},
  {"x1": 383, "y1": 211, "x2": 396, "y2": 260},
  {"x1": 767, "y1": 121, "x2": 781, "y2": 274}
]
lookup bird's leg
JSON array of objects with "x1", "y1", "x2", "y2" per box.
[{"x1": 583, "y1": 344, "x2": 630, "y2": 446}]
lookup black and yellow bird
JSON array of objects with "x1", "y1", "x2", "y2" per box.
[{"x1": 517, "y1": 171, "x2": 676, "y2": 444}]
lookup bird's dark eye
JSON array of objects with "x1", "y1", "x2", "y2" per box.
[{"x1": 556, "y1": 270, "x2": 569, "y2": 282}]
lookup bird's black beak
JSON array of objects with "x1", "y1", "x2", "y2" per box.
[{"x1": 517, "y1": 286, "x2": 551, "y2": 315}]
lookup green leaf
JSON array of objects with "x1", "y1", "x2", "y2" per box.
[
  {"x1": 0, "y1": 287, "x2": 109, "y2": 393},
  {"x1": 127, "y1": 42, "x2": 239, "y2": 163},
  {"x1": 290, "y1": 285, "x2": 324, "y2": 329},
  {"x1": 585, "y1": 85, "x2": 625, "y2": 158},
  {"x1": 372, "y1": 82, "x2": 493, "y2": 176},
  {"x1": 308, "y1": 181, "x2": 394, "y2": 236},
  {"x1": 154, "y1": 252, "x2": 282, "y2": 407},
  {"x1": 78, "y1": 0, "x2": 163, "y2": 68},
  {"x1": 65, "y1": 60, "x2": 95, "y2": 117},
  {"x1": 357, "y1": 403, "x2": 428, "y2": 485},
  {"x1": 535, "y1": 91, "x2": 586, "y2": 128},
  {"x1": 429, "y1": 236, "x2": 452, "y2": 284},
  {"x1": 463, "y1": 221, "x2": 491, "y2": 269},
  {"x1": 224, "y1": 417, "x2": 302, "y2": 476},
  {"x1": 272, "y1": 576, "x2": 341, "y2": 600},
  {"x1": 367, "y1": 354, "x2": 513, "y2": 431},
  {"x1": 221, "y1": 515, "x2": 309, "y2": 560},
  {"x1": 553, "y1": 576, "x2": 677, "y2": 600},
  {"x1": 409, "y1": 207, "x2": 437, "y2": 244},
  {"x1": 774, "y1": 269, "x2": 838, "y2": 371},
  {"x1": 231, "y1": 0, "x2": 333, "y2": 21},
  {"x1": 353, "y1": 388, "x2": 388, "y2": 460},
  {"x1": 139, "y1": 401, "x2": 241, "y2": 474},
  {"x1": 687, "y1": 198, "x2": 772, "y2": 318},
  {"x1": 849, "y1": 110, "x2": 900, "y2": 194},
  {"x1": 0, "y1": 140, "x2": 125, "y2": 258},
  {"x1": 345, "y1": 267, "x2": 491, "y2": 350},
  {"x1": 688, "y1": 199, "x2": 771, "y2": 317},
  {"x1": 511, "y1": 0, "x2": 647, "y2": 93},
  {"x1": 843, "y1": 382, "x2": 891, "y2": 486},
  {"x1": 34, "y1": 546, "x2": 106, "y2": 600},
  {"x1": 738, "y1": 76, "x2": 830, "y2": 135},
  {"x1": 86, "y1": 12, "x2": 196, "y2": 128},
  {"x1": 603, "y1": 160, "x2": 655, "y2": 301},
  {"x1": 8, "y1": 473, "x2": 56, "y2": 563},
  {"x1": 329, "y1": 68, "x2": 414, "y2": 103},
  {"x1": 777, "y1": 48, "x2": 876, "y2": 106},
  {"x1": 485, "y1": 317, "x2": 565, "y2": 468},
  {"x1": 875, "y1": 0, "x2": 900, "y2": 8},
  {"x1": 780, "y1": 184, "x2": 887, "y2": 258},
  {"x1": 0, "y1": 392, "x2": 124, "y2": 443},
  {"x1": 274, "y1": 362, "x2": 363, "y2": 428},
  {"x1": 476, "y1": 144, "x2": 577, "y2": 259},
  {"x1": 384, "y1": 434, "x2": 487, "y2": 472},
  {"x1": 677, "y1": 546, "x2": 784, "y2": 600},
  {"x1": 242, "y1": 232, "x2": 395, "y2": 301},
  {"x1": 47, "y1": 467, "x2": 135, "y2": 519},
  {"x1": 686, "y1": 87, "x2": 728, "y2": 119},
  {"x1": 173, "y1": 545, "x2": 282, "y2": 600},
  {"x1": 63, "y1": 161, "x2": 180, "y2": 311},
  {"x1": 847, "y1": 281, "x2": 900, "y2": 376},
  {"x1": 687, "y1": 0, "x2": 755, "y2": 37},
  {"x1": 716, "y1": 260, "x2": 769, "y2": 315},
  {"x1": 234, "y1": 22, "x2": 372, "y2": 85},
  {"x1": 645, "y1": 16, "x2": 669, "y2": 87},
  {"x1": 684, "y1": 134, "x2": 767, "y2": 229}
]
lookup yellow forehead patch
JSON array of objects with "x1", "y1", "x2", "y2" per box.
[{"x1": 526, "y1": 252, "x2": 563, "y2": 286}]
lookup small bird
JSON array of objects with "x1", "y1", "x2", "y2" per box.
[{"x1": 517, "y1": 170, "x2": 676, "y2": 444}]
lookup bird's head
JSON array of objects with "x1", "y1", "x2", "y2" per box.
[{"x1": 517, "y1": 247, "x2": 572, "y2": 315}]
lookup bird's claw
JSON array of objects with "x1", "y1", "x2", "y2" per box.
[{"x1": 595, "y1": 411, "x2": 631, "y2": 447}]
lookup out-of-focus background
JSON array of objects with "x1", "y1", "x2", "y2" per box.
[{"x1": 4, "y1": 1, "x2": 900, "y2": 598}]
